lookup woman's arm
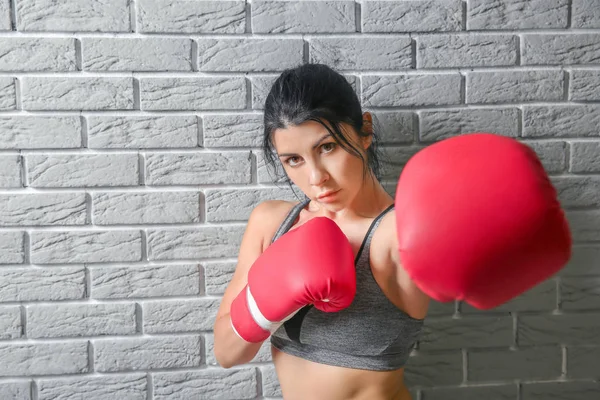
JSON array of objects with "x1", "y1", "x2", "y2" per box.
[
  {"x1": 382, "y1": 211, "x2": 430, "y2": 319},
  {"x1": 212, "y1": 201, "x2": 278, "y2": 368}
]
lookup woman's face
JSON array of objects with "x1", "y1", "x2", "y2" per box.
[{"x1": 272, "y1": 119, "x2": 371, "y2": 212}]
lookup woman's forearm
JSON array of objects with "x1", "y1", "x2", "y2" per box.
[{"x1": 213, "y1": 312, "x2": 265, "y2": 368}]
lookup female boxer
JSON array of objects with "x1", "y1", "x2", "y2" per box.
[
  {"x1": 213, "y1": 63, "x2": 430, "y2": 400},
  {"x1": 213, "y1": 63, "x2": 571, "y2": 400}
]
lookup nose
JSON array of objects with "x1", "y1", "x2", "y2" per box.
[{"x1": 308, "y1": 161, "x2": 329, "y2": 186}]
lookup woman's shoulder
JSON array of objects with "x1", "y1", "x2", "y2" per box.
[
  {"x1": 251, "y1": 199, "x2": 301, "y2": 219},
  {"x1": 248, "y1": 199, "x2": 304, "y2": 251}
]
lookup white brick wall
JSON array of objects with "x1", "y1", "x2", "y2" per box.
[{"x1": 0, "y1": 0, "x2": 599, "y2": 399}]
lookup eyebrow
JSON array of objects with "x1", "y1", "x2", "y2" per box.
[{"x1": 277, "y1": 134, "x2": 332, "y2": 158}]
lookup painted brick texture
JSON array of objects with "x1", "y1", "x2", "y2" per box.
[{"x1": 0, "y1": 1, "x2": 599, "y2": 399}]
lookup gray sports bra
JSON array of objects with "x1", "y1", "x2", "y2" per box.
[{"x1": 270, "y1": 199, "x2": 424, "y2": 371}]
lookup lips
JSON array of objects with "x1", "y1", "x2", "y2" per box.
[{"x1": 317, "y1": 190, "x2": 339, "y2": 200}]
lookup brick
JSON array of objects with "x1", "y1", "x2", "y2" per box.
[
  {"x1": 92, "y1": 191, "x2": 200, "y2": 225},
  {"x1": 427, "y1": 300, "x2": 457, "y2": 316},
  {"x1": 30, "y1": 230, "x2": 142, "y2": 264},
  {"x1": 88, "y1": 115, "x2": 197, "y2": 149},
  {"x1": 571, "y1": 141, "x2": 600, "y2": 173},
  {"x1": 522, "y1": 34, "x2": 600, "y2": 65},
  {"x1": 0, "y1": 38, "x2": 76, "y2": 71},
  {"x1": 204, "y1": 334, "x2": 218, "y2": 365},
  {"x1": 419, "y1": 316, "x2": 513, "y2": 350},
  {"x1": 0, "y1": 155, "x2": 21, "y2": 188},
  {"x1": 251, "y1": 75, "x2": 278, "y2": 110},
  {"x1": 0, "y1": 381, "x2": 30, "y2": 400},
  {"x1": 418, "y1": 35, "x2": 518, "y2": 68},
  {"x1": 145, "y1": 151, "x2": 251, "y2": 185},
  {"x1": 462, "y1": 279, "x2": 557, "y2": 314},
  {"x1": 363, "y1": 0, "x2": 462, "y2": 33},
  {"x1": 404, "y1": 351, "x2": 463, "y2": 387},
  {"x1": 419, "y1": 109, "x2": 519, "y2": 143},
  {"x1": 422, "y1": 384, "x2": 518, "y2": 400},
  {"x1": 205, "y1": 188, "x2": 296, "y2": 222},
  {"x1": 468, "y1": 346, "x2": 561, "y2": 381},
  {"x1": 552, "y1": 176, "x2": 600, "y2": 209},
  {"x1": 198, "y1": 39, "x2": 303, "y2": 72},
  {"x1": 83, "y1": 38, "x2": 192, "y2": 72},
  {"x1": 27, "y1": 303, "x2": 136, "y2": 338},
  {"x1": 522, "y1": 381, "x2": 600, "y2": 400},
  {"x1": 362, "y1": 74, "x2": 461, "y2": 107},
  {"x1": 0, "y1": 0, "x2": 9, "y2": 31},
  {"x1": 38, "y1": 374, "x2": 147, "y2": 400},
  {"x1": 0, "y1": 193, "x2": 86, "y2": 226},
  {"x1": 561, "y1": 245, "x2": 600, "y2": 276},
  {"x1": 203, "y1": 261, "x2": 236, "y2": 295},
  {"x1": 523, "y1": 106, "x2": 600, "y2": 138},
  {"x1": 309, "y1": 37, "x2": 412, "y2": 70},
  {"x1": 0, "y1": 267, "x2": 85, "y2": 302},
  {"x1": 16, "y1": 0, "x2": 130, "y2": 32},
  {"x1": 27, "y1": 153, "x2": 139, "y2": 188},
  {"x1": 0, "y1": 306, "x2": 21, "y2": 339},
  {"x1": 523, "y1": 140, "x2": 567, "y2": 174},
  {"x1": 21, "y1": 77, "x2": 134, "y2": 111},
  {"x1": 561, "y1": 277, "x2": 600, "y2": 310},
  {"x1": 371, "y1": 111, "x2": 415, "y2": 144},
  {"x1": 143, "y1": 298, "x2": 219, "y2": 333},
  {"x1": 0, "y1": 232, "x2": 24, "y2": 264},
  {"x1": 251, "y1": 74, "x2": 358, "y2": 109},
  {"x1": 0, "y1": 77, "x2": 15, "y2": 110},
  {"x1": 567, "y1": 210, "x2": 600, "y2": 242},
  {"x1": 140, "y1": 77, "x2": 245, "y2": 111},
  {"x1": 90, "y1": 264, "x2": 200, "y2": 299},
  {"x1": 94, "y1": 336, "x2": 202, "y2": 372},
  {"x1": 519, "y1": 313, "x2": 600, "y2": 346},
  {"x1": 468, "y1": 0, "x2": 568, "y2": 30},
  {"x1": 0, "y1": 116, "x2": 81, "y2": 149},
  {"x1": 380, "y1": 146, "x2": 423, "y2": 180},
  {"x1": 0, "y1": 342, "x2": 88, "y2": 376},
  {"x1": 153, "y1": 368, "x2": 258, "y2": 400},
  {"x1": 252, "y1": 0, "x2": 355, "y2": 33},
  {"x1": 570, "y1": 70, "x2": 600, "y2": 101},
  {"x1": 467, "y1": 70, "x2": 564, "y2": 104},
  {"x1": 572, "y1": 0, "x2": 600, "y2": 28},
  {"x1": 567, "y1": 345, "x2": 600, "y2": 379},
  {"x1": 261, "y1": 365, "x2": 281, "y2": 397},
  {"x1": 203, "y1": 114, "x2": 263, "y2": 148},
  {"x1": 138, "y1": 0, "x2": 245, "y2": 34},
  {"x1": 148, "y1": 226, "x2": 244, "y2": 260}
]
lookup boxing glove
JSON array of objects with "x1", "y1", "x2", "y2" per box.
[
  {"x1": 395, "y1": 133, "x2": 572, "y2": 309},
  {"x1": 230, "y1": 217, "x2": 356, "y2": 343}
]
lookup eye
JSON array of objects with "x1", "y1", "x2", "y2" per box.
[
  {"x1": 321, "y1": 142, "x2": 337, "y2": 153},
  {"x1": 285, "y1": 156, "x2": 302, "y2": 167}
]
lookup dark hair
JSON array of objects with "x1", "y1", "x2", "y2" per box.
[{"x1": 262, "y1": 63, "x2": 382, "y2": 189}]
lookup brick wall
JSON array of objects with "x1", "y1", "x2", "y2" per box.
[{"x1": 0, "y1": 0, "x2": 599, "y2": 399}]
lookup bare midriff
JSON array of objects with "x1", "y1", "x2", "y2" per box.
[{"x1": 272, "y1": 346, "x2": 413, "y2": 400}]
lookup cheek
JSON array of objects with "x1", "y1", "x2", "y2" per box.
[
  {"x1": 282, "y1": 165, "x2": 311, "y2": 188},
  {"x1": 331, "y1": 151, "x2": 364, "y2": 181}
]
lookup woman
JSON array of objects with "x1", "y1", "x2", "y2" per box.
[{"x1": 213, "y1": 63, "x2": 430, "y2": 400}]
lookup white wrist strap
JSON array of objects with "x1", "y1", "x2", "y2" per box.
[{"x1": 246, "y1": 286, "x2": 284, "y2": 333}]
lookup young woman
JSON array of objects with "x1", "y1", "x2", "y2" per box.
[
  {"x1": 213, "y1": 63, "x2": 430, "y2": 400},
  {"x1": 212, "y1": 63, "x2": 571, "y2": 400}
]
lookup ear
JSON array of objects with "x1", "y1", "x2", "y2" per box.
[{"x1": 361, "y1": 112, "x2": 374, "y2": 149}]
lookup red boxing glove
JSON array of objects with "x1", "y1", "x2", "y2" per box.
[
  {"x1": 230, "y1": 217, "x2": 356, "y2": 343},
  {"x1": 395, "y1": 133, "x2": 572, "y2": 309}
]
